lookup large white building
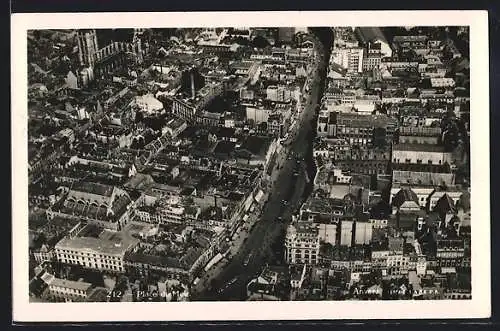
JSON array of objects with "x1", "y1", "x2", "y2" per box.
[
  {"x1": 317, "y1": 223, "x2": 337, "y2": 245},
  {"x1": 285, "y1": 222, "x2": 320, "y2": 265},
  {"x1": 43, "y1": 273, "x2": 93, "y2": 302},
  {"x1": 339, "y1": 220, "x2": 373, "y2": 247},
  {"x1": 245, "y1": 104, "x2": 271, "y2": 124},
  {"x1": 54, "y1": 230, "x2": 139, "y2": 273},
  {"x1": 392, "y1": 144, "x2": 453, "y2": 166},
  {"x1": 266, "y1": 85, "x2": 295, "y2": 102},
  {"x1": 331, "y1": 47, "x2": 364, "y2": 73}
]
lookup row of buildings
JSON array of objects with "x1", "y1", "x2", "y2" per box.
[{"x1": 276, "y1": 26, "x2": 472, "y2": 301}]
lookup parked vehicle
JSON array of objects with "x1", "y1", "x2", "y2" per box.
[{"x1": 243, "y1": 253, "x2": 253, "y2": 266}]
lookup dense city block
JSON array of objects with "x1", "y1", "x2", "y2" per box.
[{"x1": 27, "y1": 26, "x2": 471, "y2": 302}]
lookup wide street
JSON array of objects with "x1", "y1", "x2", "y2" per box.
[{"x1": 191, "y1": 33, "x2": 329, "y2": 301}]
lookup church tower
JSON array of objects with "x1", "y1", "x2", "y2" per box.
[{"x1": 77, "y1": 29, "x2": 99, "y2": 67}]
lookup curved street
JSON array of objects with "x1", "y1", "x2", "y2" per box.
[{"x1": 191, "y1": 31, "x2": 331, "y2": 301}]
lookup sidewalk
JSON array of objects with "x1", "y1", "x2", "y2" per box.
[
  {"x1": 193, "y1": 195, "x2": 268, "y2": 294},
  {"x1": 193, "y1": 33, "x2": 323, "y2": 295}
]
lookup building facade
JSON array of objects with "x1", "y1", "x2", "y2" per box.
[
  {"x1": 54, "y1": 234, "x2": 139, "y2": 273},
  {"x1": 285, "y1": 222, "x2": 320, "y2": 265}
]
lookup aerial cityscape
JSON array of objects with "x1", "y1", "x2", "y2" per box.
[{"x1": 27, "y1": 26, "x2": 471, "y2": 303}]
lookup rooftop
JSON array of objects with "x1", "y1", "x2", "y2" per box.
[
  {"x1": 392, "y1": 170, "x2": 455, "y2": 186},
  {"x1": 124, "y1": 252, "x2": 183, "y2": 269},
  {"x1": 49, "y1": 277, "x2": 93, "y2": 292},
  {"x1": 241, "y1": 136, "x2": 272, "y2": 157},
  {"x1": 55, "y1": 230, "x2": 139, "y2": 256},
  {"x1": 302, "y1": 197, "x2": 347, "y2": 215},
  {"x1": 392, "y1": 188, "x2": 419, "y2": 208},
  {"x1": 399, "y1": 126, "x2": 442, "y2": 137},
  {"x1": 334, "y1": 113, "x2": 397, "y2": 129},
  {"x1": 433, "y1": 194, "x2": 457, "y2": 214},
  {"x1": 392, "y1": 163, "x2": 451, "y2": 173},
  {"x1": 393, "y1": 143, "x2": 447, "y2": 153},
  {"x1": 71, "y1": 182, "x2": 114, "y2": 197}
]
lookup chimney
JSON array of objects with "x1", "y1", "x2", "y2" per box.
[{"x1": 191, "y1": 70, "x2": 196, "y2": 99}]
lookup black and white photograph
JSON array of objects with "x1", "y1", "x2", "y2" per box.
[{"x1": 11, "y1": 11, "x2": 490, "y2": 321}]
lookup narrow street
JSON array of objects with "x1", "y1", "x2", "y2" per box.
[{"x1": 191, "y1": 30, "x2": 331, "y2": 301}]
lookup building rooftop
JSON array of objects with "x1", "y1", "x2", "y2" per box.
[
  {"x1": 241, "y1": 136, "x2": 272, "y2": 157},
  {"x1": 49, "y1": 277, "x2": 93, "y2": 292},
  {"x1": 399, "y1": 126, "x2": 442, "y2": 137},
  {"x1": 433, "y1": 193, "x2": 457, "y2": 214},
  {"x1": 180, "y1": 247, "x2": 204, "y2": 269},
  {"x1": 124, "y1": 252, "x2": 183, "y2": 269},
  {"x1": 393, "y1": 35, "x2": 428, "y2": 43},
  {"x1": 392, "y1": 188, "x2": 419, "y2": 208},
  {"x1": 85, "y1": 287, "x2": 110, "y2": 302},
  {"x1": 334, "y1": 113, "x2": 397, "y2": 129},
  {"x1": 392, "y1": 163, "x2": 451, "y2": 173},
  {"x1": 392, "y1": 170, "x2": 455, "y2": 186},
  {"x1": 214, "y1": 140, "x2": 236, "y2": 156},
  {"x1": 388, "y1": 237, "x2": 404, "y2": 252},
  {"x1": 302, "y1": 197, "x2": 347, "y2": 215},
  {"x1": 55, "y1": 230, "x2": 139, "y2": 256},
  {"x1": 393, "y1": 143, "x2": 447, "y2": 153},
  {"x1": 71, "y1": 182, "x2": 114, "y2": 197}
]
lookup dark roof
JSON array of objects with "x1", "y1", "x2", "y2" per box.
[
  {"x1": 29, "y1": 277, "x2": 48, "y2": 297},
  {"x1": 241, "y1": 136, "x2": 271, "y2": 156},
  {"x1": 71, "y1": 182, "x2": 114, "y2": 197},
  {"x1": 392, "y1": 163, "x2": 451, "y2": 173},
  {"x1": 214, "y1": 127, "x2": 236, "y2": 139},
  {"x1": 180, "y1": 186, "x2": 196, "y2": 196},
  {"x1": 392, "y1": 188, "x2": 419, "y2": 208},
  {"x1": 111, "y1": 194, "x2": 132, "y2": 217},
  {"x1": 180, "y1": 247, "x2": 204, "y2": 268},
  {"x1": 433, "y1": 194, "x2": 457, "y2": 215},
  {"x1": 328, "y1": 112, "x2": 337, "y2": 125},
  {"x1": 393, "y1": 143, "x2": 446, "y2": 153},
  {"x1": 124, "y1": 252, "x2": 183, "y2": 269},
  {"x1": 457, "y1": 191, "x2": 471, "y2": 211},
  {"x1": 85, "y1": 287, "x2": 109, "y2": 302},
  {"x1": 425, "y1": 212, "x2": 441, "y2": 227},
  {"x1": 392, "y1": 170, "x2": 454, "y2": 186},
  {"x1": 227, "y1": 191, "x2": 245, "y2": 201},
  {"x1": 214, "y1": 141, "x2": 236, "y2": 155}
]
